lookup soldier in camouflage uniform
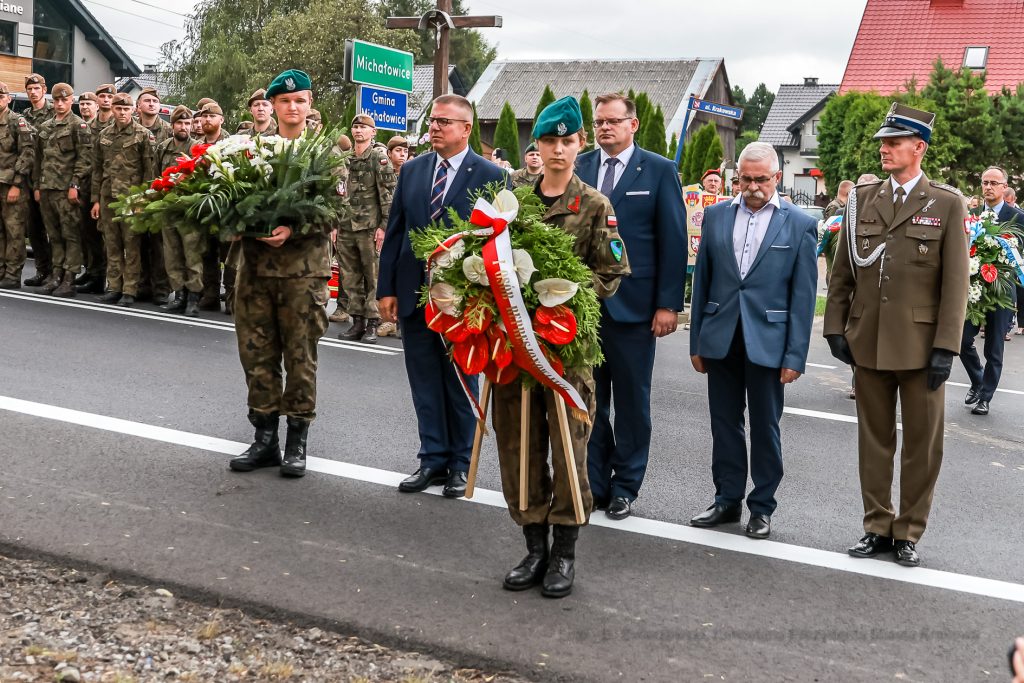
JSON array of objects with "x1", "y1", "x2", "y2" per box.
[
  {"x1": 74, "y1": 91, "x2": 105, "y2": 294},
  {"x1": 0, "y1": 82, "x2": 35, "y2": 289},
  {"x1": 493, "y1": 98, "x2": 629, "y2": 599},
  {"x1": 247, "y1": 88, "x2": 278, "y2": 137},
  {"x1": 197, "y1": 101, "x2": 230, "y2": 312},
  {"x1": 152, "y1": 106, "x2": 202, "y2": 317},
  {"x1": 227, "y1": 70, "x2": 334, "y2": 480},
  {"x1": 91, "y1": 93, "x2": 156, "y2": 308},
  {"x1": 510, "y1": 141, "x2": 543, "y2": 189},
  {"x1": 78, "y1": 85, "x2": 117, "y2": 294},
  {"x1": 135, "y1": 86, "x2": 172, "y2": 302},
  {"x1": 32, "y1": 83, "x2": 91, "y2": 298},
  {"x1": 21, "y1": 73, "x2": 53, "y2": 287},
  {"x1": 336, "y1": 114, "x2": 395, "y2": 344}
]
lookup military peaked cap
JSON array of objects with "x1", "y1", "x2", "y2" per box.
[{"x1": 874, "y1": 103, "x2": 936, "y2": 143}]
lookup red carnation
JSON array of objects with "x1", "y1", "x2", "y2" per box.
[
  {"x1": 970, "y1": 245, "x2": 977, "y2": 257},
  {"x1": 980, "y1": 263, "x2": 998, "y2": 283}
]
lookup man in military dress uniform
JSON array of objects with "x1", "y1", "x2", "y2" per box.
[
  {"x1": 510, "y1": 142, "x2": 543, "y2": 188},
  {"x1": 336, "y1": 113, "x2": 395, "y2": 344},
  {"x1": 22, "y1": 73, "x2": 53, "y2": 288},
  {"x1": 0, "y1": 82, "x2": 34, "y2": 290},
  {"x1": 74, "y1": 92, "x2": 105, "y2": 294},
  {"x1": 32, "y1": 83, "x2": 91, "y2": 298},
  {"x1": 824, "y1": 104, "x2": 969, "y2": 567},
  {"x1": 91, "y1": 93, "x2": 156, "y2": 308}
]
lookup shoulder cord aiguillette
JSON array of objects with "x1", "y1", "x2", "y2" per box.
[{"x1": 846, "y1": 187, "x2": 887, "y2": 287}]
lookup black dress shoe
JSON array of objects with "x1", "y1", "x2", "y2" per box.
[
  {"x1": 280, "y1": 417, "x2": 308, "y2": 478},
  {"x1": 230, "y1": 412, "x2": 281, "y2": 471},
  {"x1": 893, "y1": 540, "x2": 920, "y2": 567},
  {"x1": 848, "y1": 532, "x2": 893, "y2": 558},
  {"x1": 398, "y1": 467, "x2": 448, "y2": 493},
  {"x1": 745, "y1": 513, "x2": 771, "y2": 539},
  {"x1": 442, "y1": 470, "x2": 468, "y2": 498},
  {"x1": 964, "y1": 387, "x2": 981, "y2": 405},
  {"x1": 971, "y1": 400, "x2": 990, "y2": 415},
  {"x1": 541, "y1": 525, "x2": 578, "y2": 598},
  {"x1": 605, "y1": 496, "x2": 632, "y2": 520},
  {"x1": 690, "y1": 503, "x2": 742, "y2": 528},
  {"x1": 503, "y1": 524, "x2": 549, "y2": 591}
]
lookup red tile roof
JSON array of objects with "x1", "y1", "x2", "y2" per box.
[{"x1": 840, "y1": 0, "x2": 1024, "y2": 95}]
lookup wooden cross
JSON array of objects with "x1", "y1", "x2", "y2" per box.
[{"x1": 386, "y1": 0, "x2": 502, "y2": 99}]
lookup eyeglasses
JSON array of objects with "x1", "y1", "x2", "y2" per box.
[
  {"x1": 738, "y1": 175, "x2": 776, "y2": 185},
  {"x1": 426, "y1": 117, "x2": 469, "y2": 128},
  {"x1": 981, "y1": 180, "x2": 1006, "y2": 187},
  {"x1": 594, "y1": 117, "x2": 634, "y2": 128}
]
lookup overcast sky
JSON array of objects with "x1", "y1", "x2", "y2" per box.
[{"x1": 83, "y1": 0, "x2": 869, "y2": 95}]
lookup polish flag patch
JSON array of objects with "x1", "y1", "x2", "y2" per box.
[{"x1": 607, "y1": 215, "x2": 617, "y2": 227}]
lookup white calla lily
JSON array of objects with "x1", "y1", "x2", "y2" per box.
[
  {"x1": 430, "y1": 283, "x2": 462, "y2": 316},
  {"x1": 462, "y1": 254, "x2": 490, "y2": 285},
  {"x1": 512, "y1": 249, "x2": 536, "y2": 287},
  {"x1": 533, "y1": 278, "x2": 579, "y2": 307},
  {"x1": 434, "y1": 238, "x2": 466, "y2": 269},
  {"x1": 492, "y1": 188, "x2": 520, "y2": 215}
]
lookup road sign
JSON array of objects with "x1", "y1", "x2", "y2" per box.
[
  {"x1": 358, "y1": 85, "x2": 409, "y2": 132},
  {"x1": 688, "y1": 97, "x2": 744, "y2": 121},
  {"x1": 345, "y1": 39, "x2": 414, "y2": 93}
]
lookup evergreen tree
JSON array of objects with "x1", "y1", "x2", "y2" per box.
[
  {"x1": 580, "y1": 88, "x2": 594, "y2": 152},
  {"x1": 996, "y1": 85, "x2": 1024, "y2": 181},
  {"x1": 469, "y1": 101, "x2": 482, "y2": 155},
  {"x1": 343, "y1": 95, "x2": 357, "y2": 129},
  {"x1": 645, "y1": 104, "x2": 668, "y2": 157},
  {"x1": 684, "y1": 123, "x2": 713, "y2": 184},
  {"x1": 678, "y1": 140, "x2": 690, "y2": 175},
  {"x1": 533, "y1": 84, "x2": 556, "y2": 131},
  {"x1": 667, "y1": 132, "x2": 677, "y2": 161},
  {"x1": 494, "y1": 102, "x2": 521, "y2": 169},
  {"x1": 744, "y1": 83, "x2": 776, "y2": 133},
  {"x1": 634, "y1": 92, "x2": 651, "y2": 148},
  {"x1": 735, "y1": 130, "x2": 759, "y2": 160},
  {"x1": 703, "y1": 126, "x2": 725, "y2": 174}
]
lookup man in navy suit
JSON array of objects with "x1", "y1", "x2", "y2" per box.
[
  {"x1": 960, "y1": 165, "x2": 1023, "y2": 416},
  {"x1": 688, "y1": 141, "x2": 818, "y2": 539},
  {"x1": 577, "y1": 93, "x2": 687, "y2": 520},
  {"x1": 378, "y1": 94, "x2": 508, "y2": 498}
]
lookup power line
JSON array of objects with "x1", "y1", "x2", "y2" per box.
[
  {"x1": 112, "y1": 34, "x2": 165, "y2": 51},
  {"x1": 129, "y1": 0, "x2": 190, "y2": 17},
  {"x1": 82, "y1": 0, "x2": 185, "y2": 29}
]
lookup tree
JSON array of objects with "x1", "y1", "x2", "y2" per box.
[
  {"x1": 533, "y1": 84, "x2": 556, "y2": 132},
  {"x1": 731, "y1": 85, "x2": 747, "y2": 113},
  {"x1": 684, "y1": 122, "x2": 714, "y2": 184},
  {"x1": 494, "y1": 102, "x2": 520, "y2": 169},
  {"x1": 469, "y1": 101, "x2": 482, "y2": 155},
  {"x1": 743, "y1": 83, "x2": 776, "y2": 133},
  {"x1": 667, "y1": 132, "x2": 677, "y2": 161},
  {"x1": 342, "y1": 95, "x2": 357, "y2": 130},
  {"x1": 735, "y1": 130, "x2": 759, "y2": 160},
  {"x1": 644, "y1": 104, "x2": 668, "y2": 157},
  {"x1": 703, "y1": 127, "x2": 725, "y2": 174},
  {"x1": 580, "y1": 88, "x2": 594, "y2": 152},
  {"x1": 634, "y1": 92, "x2": 651, "y2": 148},
  {"x1": 995, "y1": 85, "x2": 1024, "y2": 181},
  {"x1": 678, "y1": 140, "x2": 689, "y2": 175}
]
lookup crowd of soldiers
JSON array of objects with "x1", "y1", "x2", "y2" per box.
[{"x1": 0, "y1": 73, "x2": 412, "y2": 339}]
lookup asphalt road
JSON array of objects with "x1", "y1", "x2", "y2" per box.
[{"x1": 2, "y1": 263, "x2": 1023, "y2": 683}]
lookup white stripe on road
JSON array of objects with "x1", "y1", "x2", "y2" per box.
[
  {"x1": 947, "y1": 381, "x2": 1024, "y2": 397},
  {"x1": 2, "y1": 395, "x2": 1022, "y2": 605},
  {"x1": 783, "y1": 406, "x2": 902, "y2": 430},
  {"x1": 0, "y1": 290, "x2": 401, "y2": 356},
  {"x1": 805, "y1": 362, "x2": 838, "y2": 369}
]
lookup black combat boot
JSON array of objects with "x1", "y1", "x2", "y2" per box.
[
  {"x1": 229, "y1": 411, "x2": 281, "y2": 472},
  {"x1": 0, "y1": 275, "x2": 21, "y2": 289},
  {"x1": 360, "y1": 318, "x2": 379, "y2": 344},
  {"x1": 97, "y1": 290, "x2": 122, "y2": 304},
  {"x1": 503, "y1": 524, "x2": 550, "y2": 591},
  {"x1": 73, "y1": 271, "x2": 90, "y2": 286},
  {"x1": 280, "y1": 417, "x2": 309, "y2": 478},
  {"x1": 77, "y1": 274, "x2": 105, "y2": 294},
  {"x1": 184, "y1": 291, "x2": 201, "y2": 318},
  {"x1": 542, "y1": 525, "x2": 579, "y2": 598},
  {"x1": 338, "y1": 315, "x2": 365, "y2": 341},
  {"x1": 24, "y1": 271, "x2": 48, "y2": 287},
  {"x1": 52, "y1": 271, "x2": 77, "y2": 298},
  {"x1": 40, "y1": 269, "x2": 63, "y2": 293},
  {"x1": 161, "y1": 290, "x2": 187, "y2": 312},
  {"x1": 117, "y1": 294, "x2": 135, "y2": 308}
]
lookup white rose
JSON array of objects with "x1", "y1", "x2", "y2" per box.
[
  {"x1": 462, "y1": 254, "x2": 489, "y2": 286},
  {"x1": 434, "y1": 238, "x2": 466, "y2": 269}
]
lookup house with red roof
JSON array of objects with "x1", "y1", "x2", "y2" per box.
[{"x1": 841, "y1": 0, "x2": 1024, "y2": 95}]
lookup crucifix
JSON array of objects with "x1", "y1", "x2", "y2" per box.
[{"x1": 387, "y1": 0, "x2": 502, "y2": 99}]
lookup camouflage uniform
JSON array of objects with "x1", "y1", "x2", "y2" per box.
[
  {"x1": 138, "y1": 116, "x2": 173, "y2": 298},
  {"x1": 511, "y1": 168, "x2": 542, "y2": 189},
  {"x1": 823, "y1": 197, "x2": 845, "y2": 220},
  {"x1": 199, "y1": 129, "x2": 230, "y2": 307},
  {"x1": 24, "y1": 101, "x2": 54, "y2": 278},
  {"x1": 0, "y1": 107, "x2": 34, "y2": 284},
  {"x1": 33, "y1": 112, "x2": 91, "y2": 275},
  {"x1": 144, "y1": 116, "x2": 172, "y2": 146},
  {"x1": 92, "y1": 120, "x2": 155, "y2": 296},
  {"x1": 492, "y1": 174, "x2": 631, "y2": 526},
  {"x1": 338, "y1": 144, "x2": 395, "y2": 318},
  {"x1": 151, "y1": 135, "x2": 203, "y2": 293},
  {"x1": 78, "y1": 115, "x2": 111, "y2": 277}
]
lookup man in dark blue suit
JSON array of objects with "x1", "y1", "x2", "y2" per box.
[
  {"x1": 688, "y1": 141, "x2": 818, "y2": 539},
  {"x1": 378, "y1": 94, "x2": 508, "y2": 497},
  {"x1": 576, "y1": 92, "x2": 687, "y2": 520},
  {"x1": 960, "y1": 165, "x2": 1023, "y2": 416}
]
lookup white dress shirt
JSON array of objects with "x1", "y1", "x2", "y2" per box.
[
  {"x1": 433, "y1": 145, "x2": 470, "y2": 202},
  {"x1": 597, "y1": 143, "x2": 636, "y2": 192},
  {"x1": 985, "y1": 199, "x2": 1005, "y2": 216},
  {"x1": 890, "y1": 171, "x2": 923, "y2": 202},
  {"x1": 732, "y1": 191, "x2": 781, "y2": 279}
]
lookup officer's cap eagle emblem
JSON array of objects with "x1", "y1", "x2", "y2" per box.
[
  {"x1": 285, "y1": 77, "x2": 295, "y2": 91},
  {"x1": 556, "y1": 122, "x2": 567, "y2": 136}
]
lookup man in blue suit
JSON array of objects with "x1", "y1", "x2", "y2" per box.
[
  {"x1": 960, "y1": 165, "x2": 1024, "y2": 416},
  {"x1": 577, "y1": 92, "x2": 687, "y2": 520},
  {"x1": 378, "y1": 94, "x2": 509, "y2": 497},
  {"x1": 688, "y1": 141, "x2": 818, "y2": 539}
]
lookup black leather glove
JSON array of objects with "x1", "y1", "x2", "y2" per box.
[
  {"x1": 927, "y1": 348, "x2": 956, "y2": 391},
  {"x1": 826, "y1": 334, "x2": 855, "y2": 366}
]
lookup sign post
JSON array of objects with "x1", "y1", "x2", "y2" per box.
[
  {"x1": 674, "y1": 95, "x2": 745, "y2": 166},
  {"x1": 357, "y1": 85, "x2": 409, "y2": 132},
  {"x1": 344, "y1": 39, "x2": 415, "y2": 92}
]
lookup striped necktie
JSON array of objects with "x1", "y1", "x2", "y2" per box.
[
  {"x1": 430, "y1": 159, "x2": 450, "y2": 221},
  {"x1": 600, "y1": 157, "x2": 619, "y2": 197}
]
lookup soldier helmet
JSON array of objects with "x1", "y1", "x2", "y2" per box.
[
  {"x1": 138, "y1": 87, "x2": 160, "y2": 102},
  {"x1": 873, "y1": 103, "x2": 935, "y2": 143},
  {"x1": 25, "y1": 73, "x2": 45, "y2": 88},
  {"x1": 111, "y1": 93, "x2": 133, "y2": 107},
  {"x1": 95, "y1": 84, "x2": 116, "y2": 96},
  {"x1": 51, "y1": 83, "x2": 74, "y2": 99},
  {"x1": 169, "y1": 105, "x2": 192, "y2": 124}
]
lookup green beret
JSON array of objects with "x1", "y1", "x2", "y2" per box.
[
  {"x1": 532, "y1": 96, "x2": 583, "y2": 139},
  {"x1": 525, "y1": 142, "x2": 538, "y2": 154},
  {"x1": 267, "y1": 69, "x2": 312, "y2": 98}
]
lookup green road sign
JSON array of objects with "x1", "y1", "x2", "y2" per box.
[{"x1": 345, "y1": 39, "x2": 414, "y2": 93}]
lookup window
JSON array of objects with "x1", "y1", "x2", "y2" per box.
[
  {"x1": 33, "y1": 0, "x2": 73, "y2": 87},
  {"x1": 963, "y1": 46, "x2": 989, "y2": 70},
  {"x1": 0, "y1": 20, "x2": 15, "y2": 56}
]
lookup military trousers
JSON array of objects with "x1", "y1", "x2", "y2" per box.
[
  {"x1": 162, "y1": 226, "x2": 204, "y2": 293},
  {"x1": 99, "y1": 194, "x2": 141, "y2": 296},
  {"x1": 336, "y1": 228, "x2": 378, "y2": 318},
  {"x1": 27, "y1": 194, "x2": 51, "y2": 277},
  {"x1": 0, "y1": 184, "x2": 28, "y2": 281},
  {"x1": 80, "y1": 199, "x2": 106, "y2": 276},
  {"x1": 331, "y1": 234, "x2": 348, "y2": 314},
  {"x1": 234, "y1": 265, "x2": 330, "y2": 421},
  {"x1": 492, "y1": 372, "x2": 596, "y2": 527},
  {"x1": 201, "y1": 233, "x2": 223, "y2": 301},
  {"x1": 855, "y1": 366, "x2": 945, "y2": 544},
  {"x1": 139, "y1": 231, "x2": 170, "y2": 299},
  {"x1": 39, "y1": 189, "x2": 83, "y2": 273}
]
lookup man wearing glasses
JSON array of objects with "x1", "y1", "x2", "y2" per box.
[
  {"x1": 576, "y1": 93, "x2": 687, "y2": 520},
  {"x1": 378, "y1": 94, "x2": 510, "y2": 498}
]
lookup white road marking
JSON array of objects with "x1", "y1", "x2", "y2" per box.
[
  {"x1": 947, "y1": 381, "x2": 1024, "y2": 397},
  {"x1": 0, "y1": 290, "x2": 401, "y2": 356},
  {"x1": 1, "y1": 394, "x2": 1020, "y2": 604},
  {"x1": 783, "y1": 406, "x2": 902, "y2": 430},
  {"x1": 805, "y1": 362, "x2": 838, "y2": 369}
]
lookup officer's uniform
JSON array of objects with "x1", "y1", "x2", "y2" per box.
[
  {"x1": 75, "y1": 91, "x2": 105, "y2": 293},
  {"x1": 92, "y1": 93, "x2": 156, "y2": 304},
  {"x1": 0, "y1": 82, "x2": 34, "y2": 289},
  {"x1": 32, "y1": 83, "x2": 91, "y2": 297},
  {"x1": 337, "y1": 114, "x2": 395, "y2": 343},
  {"x1": 22, "y1": 73, "x2": 54, "y2": 285},
  {"x1": 824, "y1": 104, "x2": 969, "y2": 563}
]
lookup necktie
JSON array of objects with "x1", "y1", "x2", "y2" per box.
[
  {"x1": 600, "y1": 157, "x2": 619, "y2": 197},
  {"x1": 891, "y1": 185, "x2": 906, "y2": 223},
  {"x1": 430, "y1": 159, "x2": 449, "y2": 221}
]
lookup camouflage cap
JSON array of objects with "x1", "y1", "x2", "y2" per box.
[
  {"x1": 306, "y1": 108, "x2": 321, "y2": 122},
  {"x1": 25, "y1": 73, "x2": 45, "y2": 88},
  {"x1": 351, "y1": 114, "x2": 375, "y2": 128},
  {"x1": 247, "y1": 88, "x2": 268, "y2": 108},
  {"x1": 95, "y1": 84, "x2": 116, "y2": 96},
  {"x1": 51, "y1": 83, "x2": 74, "y2": 99},
  {"x1": 387, "y1": 135, "x2": 409, "y2": 151},
  {"x1": 111, "y1": 93, "x2": 133, "y2": 107},
  {"x1": 199, "y1": 102, "x2": 224, "y2": 116},
  {"x1": 79, "y1": 91, "x2": 98, "y2": 102},
  {"x1": 138, "y1": 87, "x2": 160, "y2": 101},
  {"x1": 169, "y1": 105, "x2": 192, "y2": 124},
  {"x1": 337, "y1": 134, "x2": 352, "y2": 151}
]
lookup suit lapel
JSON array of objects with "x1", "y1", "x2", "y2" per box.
[
  {"x1": 418, "y1": 152, "x2": 438, "y2": 225},
  {"x1": 744, "y1": 202, "x2": 789, "y2": 278},
  {"x1": 443, "y1": 150, "x2": 476, "y2": 210},
  {"x1": 891, "y1": 177, "x2": 929, "y2": 230},
  {"x1": 577, "y1": 152, "x2": 599, "y2": 188},
  {"x1": 719, "y1": 202, "x2": 742, "y2": 277},
  {"x1": 609, "y1": 146, "x2": 643, "y2": 205}
]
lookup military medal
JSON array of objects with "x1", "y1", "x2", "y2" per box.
[
  {"x1": 863, "y1": 238, "x2": 870, "y2": 250},
  {"x1": 919, "y1": 243, "x2": 928, "y2": 254}
]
